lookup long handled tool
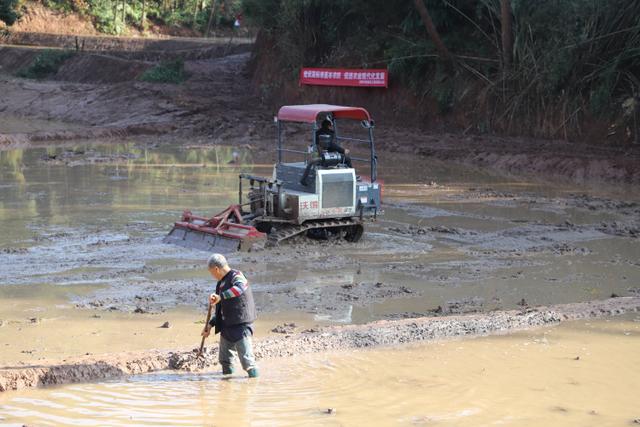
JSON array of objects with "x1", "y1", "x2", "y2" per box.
[{"x1": 197, "y1": 302, "x2": 213, "y2": 358}]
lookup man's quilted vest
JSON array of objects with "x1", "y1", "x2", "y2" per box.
[{"x1": 214, "y1": 270, "x2": 257, "y2": 333}]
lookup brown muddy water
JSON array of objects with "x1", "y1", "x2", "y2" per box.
[
  {"x1": 1, "y1": 138, "x2": 640, "y2": 363},
  {"x1": 1, "y1": 314, "x2": 639, "y2": 426}
]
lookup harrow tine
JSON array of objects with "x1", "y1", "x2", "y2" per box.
[{"x1": 163, "y1": 228, "x2": 242, "y2": 253}]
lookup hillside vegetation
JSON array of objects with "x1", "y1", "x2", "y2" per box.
[
  {"x1": 243, "y1": 0, "x2": 640, "y2": 143},
  {"x1": 1, "y1": 0, "x2": 244, "y2": 36},
  {"x1": 2, "y1": 0, "x2": 638, "y2": 143}
]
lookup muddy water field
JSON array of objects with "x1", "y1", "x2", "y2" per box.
[
  {"x1": 1, "y1": 136, "x2": 639, "y2": 330},
  {"x1": 0, "y1": 129, "x2": 639, "y2": 425},
  {"x1": 1, "y1": 313, "x2": 640, "y2": 426}
]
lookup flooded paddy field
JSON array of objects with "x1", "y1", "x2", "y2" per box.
[
  {"x1": 1, "y1": 137, "x2": 640, "y2": 368},
  {"x1": 1, "y1": 314, "x2": 639, "y2": 426}
]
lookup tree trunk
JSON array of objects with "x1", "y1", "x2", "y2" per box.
[
  {"x1": 500, "y1": 0, "x2": 513, "y2": 69},
  {"x1": 140, "y1": 0, "x2": 146, "y2": 28},
  {"x1": 412, "y1": 0, "x2": 454, "y2": 70},
  {"x1": 112, "y1": 0, "x2": 118, "y2": 28},
  {"x1": 121, "y1": 0, "x2": 126, "y2": 27},
  {"x1": 205, "y1": 0, "x2": 217, "y2": 37},
  {"x1": 192, "y1": 0, "x2": 199, "y2": 29}
]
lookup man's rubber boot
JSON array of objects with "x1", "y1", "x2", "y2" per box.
[
  {"x1": 247, "y1": 368, "x2": 259, "y2": 378},
  {"x1": 222, "y1": 366, "x2": 234, "y2": 375}
]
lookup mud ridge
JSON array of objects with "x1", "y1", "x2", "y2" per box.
[
  {"x1": 0, "y1": 123, "x2": 175, "y2": 148},
  {"x1": 4, "y1": 31, "x2": 253, "y2": 57},
  {"x1": 1, "y1": 297, "x2": 639, "y2": 392}
]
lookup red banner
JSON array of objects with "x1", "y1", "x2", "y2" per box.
[{"x1": 300, "y1": 68, "x2": 388, "y2": 88}]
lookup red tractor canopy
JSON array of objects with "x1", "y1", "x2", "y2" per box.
[
  {"x1": 275, "y1": 104, "x2": 377, "y2": 183},
  {"x1": 277, "y1": 104, "x2": 372, "y2": 123}
]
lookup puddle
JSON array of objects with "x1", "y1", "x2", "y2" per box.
[{"x1": 1, "y1": 315, "x2": 638, "y2": 426}]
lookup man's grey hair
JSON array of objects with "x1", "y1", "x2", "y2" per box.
[{"x1": 207, "y1": 253, "x2": 228, "y2": 269}]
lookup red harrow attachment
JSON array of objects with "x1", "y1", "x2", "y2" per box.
[{"x1": 163, "y1": 205, "x2": 265, "y2": 253}]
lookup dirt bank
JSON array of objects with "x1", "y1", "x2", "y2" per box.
[
  {"x1": 2, "y1": 35, "x2": 639, "y2": 185},
  {"x1": 0, "y1": 74, "x2": 183, "y2": 143},
  {"x1": 1, "y1": 297, "x2": 638, "y2": 392},
  {"x1": 0, "y1": 49, "x2": 268, "y2": 147},
  {"x1": 3, "y1": 3, "x2": 97, "y2": 35},
  {"x1": 0, "y1": 46, "x2": 146, "y2": 87},
  {"x1": 372, "y1": 130, "x2": 640, "y2": 185}
]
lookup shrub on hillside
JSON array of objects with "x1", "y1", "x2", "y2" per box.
[
  {"x1": 17, "y1": 49, "x2": 76, "y2": 79},
  {"x1": 139, "y1": 59, "x2": 186, "y2": 84},
  {"x1": 0, "y1": 0, "x2": 20, "y2": 25}
]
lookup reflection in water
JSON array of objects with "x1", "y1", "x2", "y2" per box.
[
  {"x1": 0, "y1": 316, "x2": 638, "y2": 426},
  {"x1": 0, "y1": 143, "x2": 258, "y2": 248}
]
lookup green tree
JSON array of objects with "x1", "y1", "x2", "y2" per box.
[
  {"x1": 0, "y1": 0, "x2": 20, "y2": 25},
  {"x1": 413, "y1": 0, "x2": 454, "y2": 71},
  {"x1": 242, "y1": 0, "x2": 640, "y2": 140}
]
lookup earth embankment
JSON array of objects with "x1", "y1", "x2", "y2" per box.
[
  {"x1": 2, "y1": 31, "x2": 253, "y2": 61},
  {"x1": 0, "y1": 46, "x2": 152, "y2": 82},
  {"x1": 0, "y1": 33, "x2": 264, "y2": 147}
]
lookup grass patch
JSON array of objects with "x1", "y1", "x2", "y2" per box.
[
  {"x1": 139, "y1": 59, "x2": 186, "y2": 84},
  {"x1": 17, "y1": 49, "x2": 76, "y2": 79}
]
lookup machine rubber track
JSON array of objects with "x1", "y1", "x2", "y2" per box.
[{"x1": 266, "y1": 218, "x2": 362, "y2": 246}]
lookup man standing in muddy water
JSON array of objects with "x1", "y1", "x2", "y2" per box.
[{"x1": 201, "y1": 253, "x2": 259, "y2": 378}]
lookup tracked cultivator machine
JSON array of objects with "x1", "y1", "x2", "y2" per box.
[{"x1": 164, "y1": 104, "x2": 382, "y2": 252}]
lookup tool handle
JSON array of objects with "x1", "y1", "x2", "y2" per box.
[{"x1": 198, "y1": 303, "x2": 213, "y2": 357}]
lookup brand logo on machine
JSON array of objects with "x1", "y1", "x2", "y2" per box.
[{"x1": 299, "y1": 200, "x2": 319, "y2": 212}]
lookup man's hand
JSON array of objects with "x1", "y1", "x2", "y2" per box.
[
  {"x1": 201, "y1": 324, "x2": 211, "y2": 338},
  {"x1": 209, "y1": 293, "x2": 221, "y2": 305},
  {"x1": 345, "y1": 148, "x2": 350, "y2": 155}
]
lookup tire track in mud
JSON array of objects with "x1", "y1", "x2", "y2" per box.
[{"x1": 1, "y1": 297, "x2": 639, "y2": 392}]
